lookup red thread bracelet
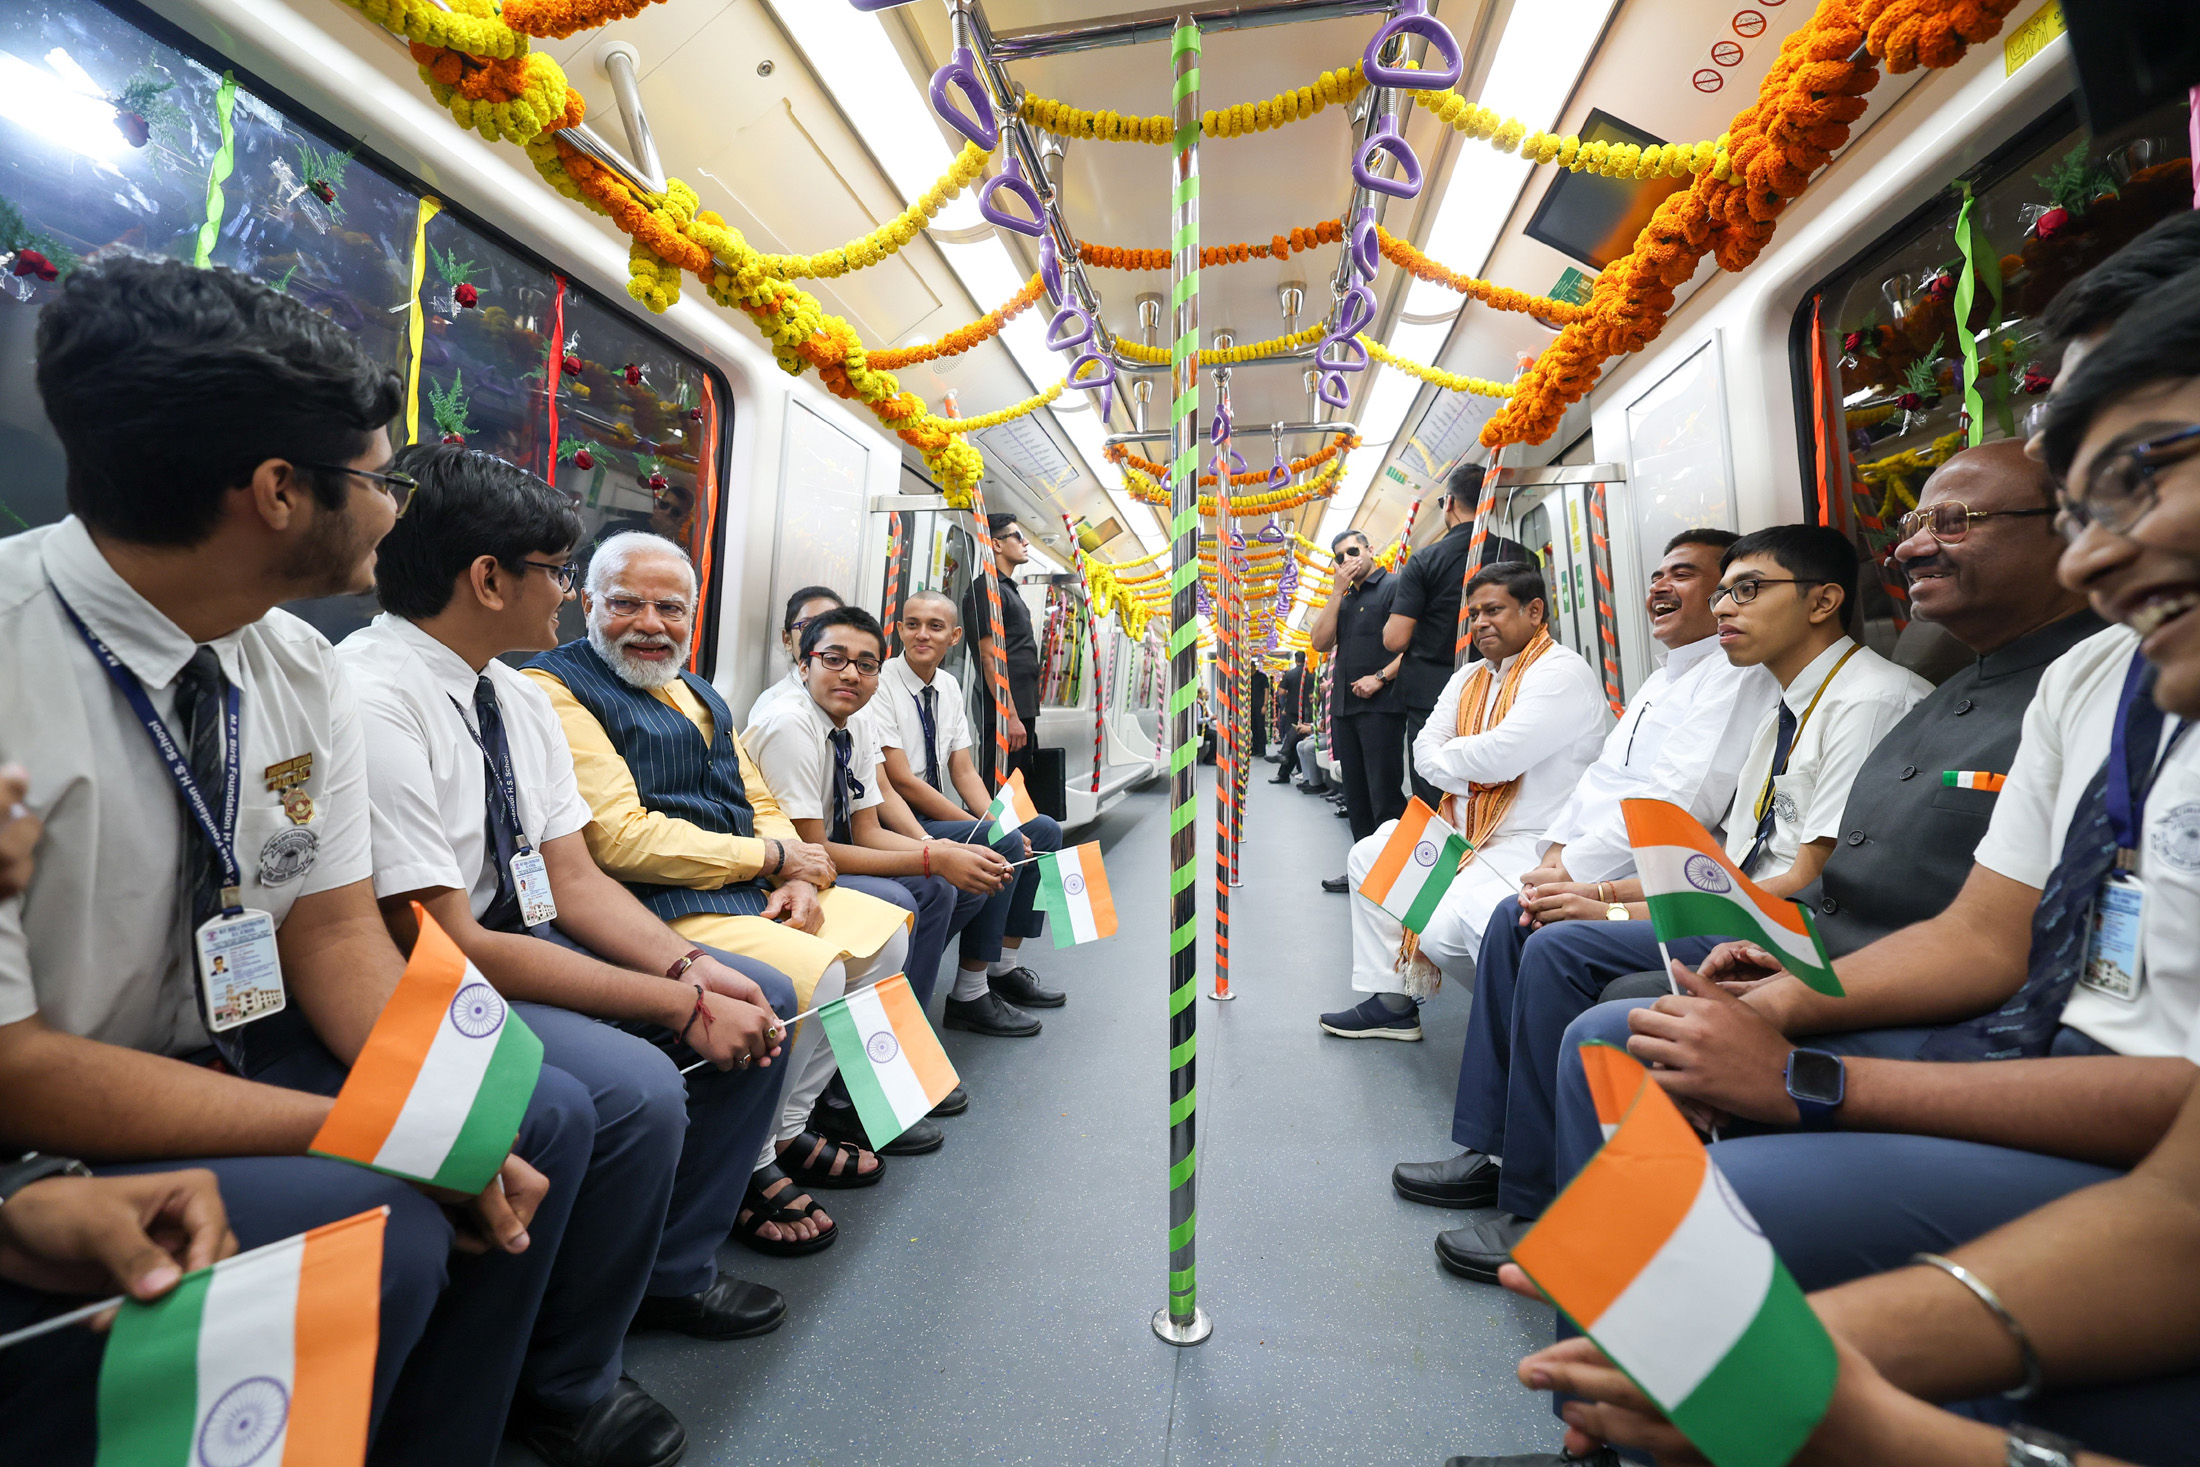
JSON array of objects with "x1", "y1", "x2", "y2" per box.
[{"x1": 678, "y1": 983, "x2": 712, "y2": 1045}]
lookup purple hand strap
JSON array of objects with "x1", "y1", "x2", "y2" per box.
[
  {"x1": 1352, "y1": 206, "x2": 1381, "y2": 282},
  {"x1": 1332, "y1": 284, "x2": 1376, "y2": 339},
  {"x1": 1363, "y1": 0, "x2": 1463, "y2": 89},
  {"x1": 1039, "y1": 235, "x2": 1064, "y2": 305},
  {"x1": 980, "y1": 154, "x2": 1046, "y2": 237},
  {"x1": 1066, "y1": 349, "x2": 1117, "y2": 394},
  {"x1": 1268, "y1": 452, "x2": 1291, "y2": 490},
  {"x1": 1317, "y1": 334, "x2": 1370, "y2": 373},
  {"x1": 928, "y1": 46, "x2": 998, "y2": 151},
  {"x1": 1317, "y1": 371, "x2": 1351, "y2": 410},
  {"x1": 1046, "y1": 303, "x2": 1094, "y2": 352},
  {"x1": 1354, "y1": 115, "x2": 1423, "y2": 200}
]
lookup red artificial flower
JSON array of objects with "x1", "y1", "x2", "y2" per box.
[
  {"x1": 562, "y1": 353, "x2": 583, "y2": 376},
  {"x1": 115, "y1": 111, "x2": 150, "y2": 148},
  {"x1": 687, "y1": 407, "x2": 704, "y2": 423},
  {"x1": 2035, "y1": 207, "x2": 2069, "y2": 240},
  {"x1": 1897, "y1": 392, "x2": 1923, "y2": 411},
  {"x1": 11, "y1": 250, "x2": 57, "y2": 282},
  {"x1": 1923, "y1": 272, "x2": 1955, "y2": 304},
  {"x1": 453, "y1": 282, "x2": 478, "y2": 309},
  {"x1": 572, "y1": 447, "x2": 594, "y2": 469},
  {"x1": 1842, "y1": 330, "x2": 1865, "y2": 354},
  {"x1": 646, "y1": 471, "x2": 670, "y2": 493},
  {"x1": 623, "y1": 363, "x2": 642, "y2": 386},
  {"x1": 2021, "y1": 368, "x2": 2054, "y2": 395},
  {"x1": 310, "y1": 181, "x2": 335, "y2": 205},
  {"x1": 442, "y1": 433, "x2": 466, "y2": 445}
]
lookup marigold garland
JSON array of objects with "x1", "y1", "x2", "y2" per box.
[
  {"x1": 1107, "y1": 431, "x2": 1356, "y2": 489},
  {"x1": 1374, "y1": 226, "x2": 1590, "y2": 324},
  {"x1": 916, "y1": 377, "x2": 1066, "y2": 436},
  {"x1": 1112, "y1": 321, "x2": 1326, "y2": 367},
  {"x1": 1118, "y1": 447, "x2": 1351, "y2": 516},
  {"x1": 1484, "y1": 0, "x2": 2024, "y2": 449},
  {"x1": 754, "y1": 142, "x2": 992, "y2": 281},
  {"x1": 870, "y1": 273, "x2": 1044, "y2": 369},
  {"x1": 1358, "y1": 336, "x2": 1517, "y2": 399},
  {"x1": 499, "y1": 0, "x2": 660, "y2": 40}
]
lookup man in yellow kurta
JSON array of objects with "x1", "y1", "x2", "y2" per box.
[{"x1": 524, "y1": 532, "x2": 911, "y2": 1195}]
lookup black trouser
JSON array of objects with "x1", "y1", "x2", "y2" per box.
[
  {"x1": 1404, "y1": 704, "x2": 1442, "y2": 811},
  {"x1": 1334, "y1": 710, "x2": 1407, "y2": 843},
  {"x1": 1250, "y1": 696, "x2": 1268, "y2": 757},
  {"x1": 1272, "y1": 725, "x2": 1301, "y2": 779}
]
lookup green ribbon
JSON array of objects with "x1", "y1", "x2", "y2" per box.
[
  {"x1": 1950, "y1": 183, "x2": 2005, "y2": 448},
  {"x1": 193, "y1": 72, "x2": 237, "y2": 269}
]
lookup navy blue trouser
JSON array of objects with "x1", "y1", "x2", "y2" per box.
[
  {"x1": 530, "y1": 932, "x2": 795, "y2": 1300},
  {"x1": 1451, "y1": 899, "x2": 1720, "y2": 1218},
  {"x1": 920, "y1": 812, "x2": 1062, "y2": 962},
  {"x1": 0, "y1": 1068, "x2": 596, "y2": 1466},
  {"x1": 841, "y1": 871, "x2": 978, "y2": 1008}
]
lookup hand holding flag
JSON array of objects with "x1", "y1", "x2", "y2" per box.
[
  {"x1": 1511, "y1": 1044, "x2": 1837, "y2": 1467},
  {"x1": 817, "y1": 974, "x2": 960, "y2": 1148},
  {"x1": 1620, "y1": 800, "x2": 1843, "y2": 996},
  {"x1": 977, "y1": 770, "x2": 1038, "y2": 845}
]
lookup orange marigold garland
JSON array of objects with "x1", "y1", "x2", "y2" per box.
[
  {"x1": 870, "y1": 273, "x2": 1045, "y2": 369},
  {"x1": 1108, "y1": 431, "x2": 1356, "y2": 489},
  {"x1": 1375, "y1": 225, "x2": 1590, "y2": 324},
  {"x1": 1080, "y1": 220, "x2": 1344, "y2": 272}
]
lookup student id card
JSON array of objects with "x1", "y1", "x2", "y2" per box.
[
  {"x1": 512, "y1": 849, "x2": 558, "y2": 927},
  {"x1": 2081, "y1": 873, "x2": 2146, "y2": 1002},
  {"x1": 194, "y1": 908, "x2": 286, "y2": 1033}
]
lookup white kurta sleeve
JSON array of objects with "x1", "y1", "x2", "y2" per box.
[{"x1": 1416, "y1": 658, "x2": 1605, "y2": 793}]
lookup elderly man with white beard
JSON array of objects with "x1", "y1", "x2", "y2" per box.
[{"x1": 523, "y1": 532, "x2": 919, "y2": 1210}]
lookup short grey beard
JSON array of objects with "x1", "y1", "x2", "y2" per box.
[{"x1": 589, "y1": 619, "x2": 688, "y2": 690}]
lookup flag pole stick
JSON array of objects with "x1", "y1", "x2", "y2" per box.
[
  {"x1": 1658, "y1": 938, "x2": 1679, "y2": 996},
  {"x1": 0, "y1": 1295, "x2": 122, "y2": 1350},
  {"x1": 1155, "y1": 11, "x2": 1212, "y2": 1349}
]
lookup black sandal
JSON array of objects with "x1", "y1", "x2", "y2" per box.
[
  {"x1": 777, "y1": 1129, "x2": 885, "y2": 1189},
  {"x1": 731, "y1": 1165, "x2": 837, "y2": 1257}
]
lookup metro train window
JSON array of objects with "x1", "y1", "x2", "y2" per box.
[
  {"x1": 0, "y1": 0, "x2": 730, "y2": 670},
  {"x1": 1794, "y1": 96, "x2": 2193, "y2": 655}
]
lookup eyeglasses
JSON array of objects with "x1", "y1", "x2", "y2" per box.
[
  {"x1": 1895, "y1": 501, "x2": 2056, "y2": 544},
  {"x1": 304, "y1": 462, "x2": 418, "y2": 517},
  {"x1": 524, "y1": 559, "x2": 578, "y2": 591},
  {"x1": 808, "y1": 648, "x2": 883, "y2": 678},
  {"x1": 600, "y1": 593, "x2": 692, "y2": 623},
  {"x1": 1711, "y1": 577, "x2": 1823, "y2": 607},
  {"x1": 2060, "y1": 423, "x2": 2200, "y2": 542}
]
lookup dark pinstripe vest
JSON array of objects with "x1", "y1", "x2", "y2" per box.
[{"x1": 528, "y1": 640, "x2": 770, "y2": 922}]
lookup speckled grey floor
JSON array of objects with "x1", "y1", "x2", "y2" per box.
[{"x1": 502, "y1": 763, "x2": 1562, "y2": 1466}]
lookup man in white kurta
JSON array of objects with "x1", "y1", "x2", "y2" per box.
[{"x1": 1323, "y1": 566, "x2": 1608, "y2": 1039}]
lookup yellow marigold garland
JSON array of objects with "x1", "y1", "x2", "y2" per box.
[
  {"x1": 916, "y1": 377, "x2": 1066, "y2": 437},
  {"x1": 753, "y1": 142, "x2": 992, "y2": 280},
  {"x1": 1113, "y1": 321, "x2": 1326, "y2": 366},
  {"x1": 1357, "y1": 336, "x2": 1517, "y2": 399}
]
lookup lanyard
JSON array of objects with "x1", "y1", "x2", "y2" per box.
[
  {"x1": 2107, "y1": 652, "x2": 2191, "y2": 855},
  {"x1": 55, "y1": 589, "x2": 244, "y2": 913},
  {"x1": 1755, "y1": 643, "x2": 1862, "y2": 823},
  {"x1": 449, "y1": 694, "x2": 533, "y2": 856}
]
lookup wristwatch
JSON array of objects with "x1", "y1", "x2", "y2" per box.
[
  {"x1": 1783, "y1": 1048, "x2": 1846, "y2": 1130},
  {"x1": 1597, "y1": 882, "x2": 1628, "y2": 921},
  {"x1": 2006, "y1": 1424, "x2": 2082, "y2": 1466},
  {"x1": 0, "y1": 1151, "x2": 92, "y2": 1207}
]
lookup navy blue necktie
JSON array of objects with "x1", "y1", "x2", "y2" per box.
[
  {"x1": 471, "y1": 676, "x2": 539, "y2": 936},
  {"x1": 1920, "y1": 657, "x2": 2166, "y2": 1061},
  {"x1": 917, "y1": 685, "x2": 941, "y2": 789},
  {"x1": 176, "y1": 646, "x2": 229, "y2": 933},
  {"x1": 829, "y1": 728, "x2": 858, "y2": 844},
  {"x1": 1741, "y1": 701, "x2": 1798, "y2": 876}
]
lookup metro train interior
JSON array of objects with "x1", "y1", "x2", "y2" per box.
[{"x1": 2, "y1": 0, "x2": 2198, "y2": 1462}]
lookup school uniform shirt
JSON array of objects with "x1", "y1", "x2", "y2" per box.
[
  {"x1": 1973, "y1": 624, "x2": 2200, "y2": 1058},
  {"x1": 1722, "y1": 638, "x2": 1929, "y2": 876},
  {"x1": 874, "y1": 656, "x2": 973, "y2": 793},
  {"x1": 336, "y1": 615, "x2": 592, "y2": 917},
  {"x1": 1331, "y1": 567, "x2": 1400, "y2": 718},
  {"x1": 1540, "y1": 633, "x2": 1780, "y2": 885},
  {"x1": 741, "y1": 693, "x2": 887, "y2": 832},
  {"x1": 1796, "y1": 610, "x2": 2106, "y2": 953},
  {"x1": 744, "y1": 666, "x2": 805, "y2": 731},
  {"x1": 0, "y1": 518, "x2": 372, "y2": 1055},
  {"x1": 1411, "y1": 639, "x2": 1610, "y2": 845}
]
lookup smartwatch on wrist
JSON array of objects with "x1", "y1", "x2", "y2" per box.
[
  {"x1": 0, "y1": 1151, "x2": 93, "y2": 1207},
  {"x1": 2006, "y1": 1424, "x2": 2081, "y2": 1467},
  {"x1": 1783, "y1": 1048, "x2": 1845, "y2": 1130}
]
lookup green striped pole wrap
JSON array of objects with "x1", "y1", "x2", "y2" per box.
[
  {"x1": 1210, "y1": 363, "x2": 1234, "y2": 1005},
  {"x1": 1154, "y1": 12, "x2": 1211, "y2": 1348}
]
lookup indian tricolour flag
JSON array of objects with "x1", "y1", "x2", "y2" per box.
[
  {"x1": 1035, "y1": 841, "x2": 1117, "y2": 947},
  {"x1": 983, "y1": 769, "x2": 1037, "y2": 844},
  {"x1": 311, "y1": 905, "x2": 542, "y2": 1193},
  {"x1": 1621, "y1": 798, "x2": 1843, "y2": 996},
  {"x1": 1356, "y1": 797, "x2": 1470, "y2": 934},
  {"x1": 96, "y1": 1207, "x2": 384, "y2": 1467},
  {"x1": 1513, "y1": 1045, "x2": 1837, "y2": 1467},
  {"x1": 818, "y1": 973, "x2": 960, "y2": 1147}
]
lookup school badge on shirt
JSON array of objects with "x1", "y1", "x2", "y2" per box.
[
  {"x1": 265, "y1": 753, "x2": 315, "y2": 824},
  {"x1": 259, "y1": 753, "x2": 319, "y2": 887}
]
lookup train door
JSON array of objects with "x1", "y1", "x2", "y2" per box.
[{"x1": 1489, "y1": 465, "x2": 1634, "y2": 718}]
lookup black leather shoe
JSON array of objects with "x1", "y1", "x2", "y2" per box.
[
  {"x1": 1321, "y1": 874, "x2": 1350, "y2": 893},
  {"x1": 814, "y1": 1095, "x2": 944, "y2": 1155},
  {"x1": 989, "y1": 964, "x2": 1065, "y2": 1008},
  {"x1": 944, "y1": 991, "x2": 1041, "y2": 1037},
  {"x1": 1267, "y1": 773, "x2": 1293, "y2": 784},
  {"x1": 1435, "y1": 1213, "x2": 1535, "y2": 1283},
  {"x1": 928, "y1": 1082, "x2": 970, "y2": 1117},
  {"x1": 512, "y1": 1376, "x2": 686, "y2": 1467},
  {"x1": 630, "y1": 1273, "x2": 786, "y2": 1340},
  {"x1": 1393, "y1": 1151, "x2": 1502, "y2": 1209},
  {"x1": 1334, "y1": 805, "x2": 1351, "y2": 818},
  {"x1": 1443, "y1": 1452, "x2": 1618, "y2": 1467}
]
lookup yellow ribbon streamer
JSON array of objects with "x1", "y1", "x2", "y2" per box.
[{"x1": 404, "y1": 196, "x2": 445, "y2": 445}]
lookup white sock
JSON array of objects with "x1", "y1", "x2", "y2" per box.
[
  {"x1": 986, "y1": 954, "x2": 1021, "y2": 977},
  {"x1": 951, "y1": 966, "x2": 991, "y2": 1001}
]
